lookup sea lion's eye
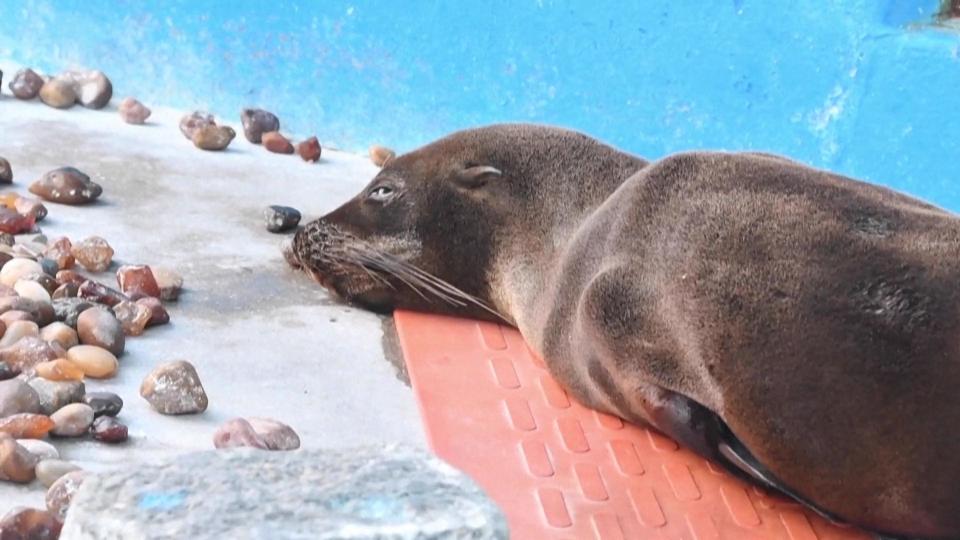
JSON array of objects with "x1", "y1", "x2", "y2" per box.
[{"x1": 368, "y1": 185, "x2": 395, "y2": 201}]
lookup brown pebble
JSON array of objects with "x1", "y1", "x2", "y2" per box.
[
  {"x1": 76, "y1": 307, "x2": 125, "y2": 356},
  {"x1": 0, "y1": 296, "x2": 55, "y2": 326},
  {"x1": 72, "y1": 236, "x2": 113, "y2": 272},
  {"x1": 297, "y1": 136, "x2": 322, "y2": 162},
  {"x1": 39, "y1": 322, "x2": 79, "y2": 349},
  {"x1": 66, "y1": 346, "x2": 118, "y2": 379},
  {"x1": 14, "y1": 197, "x2": 47, "y2": 222},
  {"x1": 35, "y1": 359, "x2": 84, "y2": 382},
  {"x1": 0, "y1": 311, "x2": 35, "y2": 327},
  {"x1": 44, "y1": 237, "x2": 75, "y2": 271},
  {"x1": 262, "y1": 131, "x2": 295, "y2": 154},
  {"x1": 112, "y1": 301, "x2": 151, "y2": 336},
  {"x1": 179, "y1": 111, "x2": 216, "y2": 140},
  {"x1": 0, "y1": 320, "x2": 39, "y2": 347},
  {"x1": 0, "y1": 336, "x2": 62, "y2": 376},
  {"x1": 137, "y1": 296, "x2": 169, "y2": 327},
  {"x1": 8, "y1": 68, "x2": 45, "y2": 100},
  {"x1": 0, "y1": 506, "x2": 61, "y2": 539},
  {"x1": 118, "y1": 97, "x2": 151, "y2": 124},
  {"x1": 213, "y1": 418, "x2": 267, "y2": 450},
  {"x1": 140, "y1": 360, "x2": 208, "y2": 415},
  {"x1": 192, "y1": 125, "x2": 236, "y2": 151},
  {"x1": 38, "y1": 78, "x2": 76, "y2": 109},
  {"x1": 29, "y1": 167, "x2": 103, "y2": 205},
  {"x1": 51, "y1": 283, "x2": 79, "y2": 299},
  {"x1": 59, "y1": 70, "x2": 113, "y2": 109},
  {"x1": 0, "y1": 434, "x2": 38, "y2": 483},
  {"x1": 152, "y1": 266, "x2": 183, "y2": 301},
  {"x1": 45, "y1": 469, "x2": 86, "y2": 522},
  {"x1": 55, "y1": 269, "x2": 86, "y2": 287},
  {"x1": 50, "y1": 403, "x2": 94, "y2": 437},
  {"x1": 369, "y1": 145, "x2": 396, "y2": 167},
  {"x1": 77, "y1": 280, "x2": 128, "y2": 307},
  {"x1": 116, "y1": 265, "x2": 160, "y2": 298},
  {"x1": 0, "y1": 259, "x2": 43, "y2": 287},
  {"x1": 214, "y1": 417, "x2": 300, "y2": 451},
  {"x1": 0, "y1": 414, "x2": 55, "y2": 439},
  {"x1": 91, "y1": 415, "x2": 128, "y2": 443}
]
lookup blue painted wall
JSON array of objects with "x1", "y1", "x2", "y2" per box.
[{"x1": 1, "y1": 1, "x2": 958, "y2": 208}]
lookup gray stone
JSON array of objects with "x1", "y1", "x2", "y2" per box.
[
  {"x1": 52, "y1": 298, "x2": 94, "y2": 329},
  {"x1": 61, "y1": 444, "x2": 508, "y2": 540},
  {"x1": 0, "y1": 379, "x2": 40, "y2": 417},
  {"x1": 28, "y1": 378, "x2": 85, "y2": 415}
]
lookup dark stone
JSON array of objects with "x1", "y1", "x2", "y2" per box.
[
  {"x1": 83, "y1": 392, "x2": 123, "y2": 418},
  {"x1": 0, "y1": 362, "x2": 19, "y2": 381},
  {"x1": 8, "y1": 69, "x2": 44, "y2": 100},
  {"x1": 52, "y1": 298, "x2": 95, "y2": 328},
  {"x1": 91, "y1": 416, "x2": 127, "y2": 443},
  {"x1": 240, "y1": 108, "x2": 280, "y2": 144},
  {"x1": 0, "y1": 158, "x2": 11, "y2": 185},
  {"x1": 39, "y1": 258, "x2": 58, "y2": 277},
  {"x1": 264, "y1": 206, "x2": 301, "y2": 233}
]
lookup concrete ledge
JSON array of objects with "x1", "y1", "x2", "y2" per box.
[{"x1": 61, "y1": 444, "x2": 508, "y2": 539}]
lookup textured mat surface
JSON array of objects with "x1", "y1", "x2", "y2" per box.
[{"x1": 395, "y1": 310, "x2": 871, "y2": 540}]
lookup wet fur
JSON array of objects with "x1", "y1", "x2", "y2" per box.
[{"x1": 292, "y1": 124, "x2": 960, "y2": 539}]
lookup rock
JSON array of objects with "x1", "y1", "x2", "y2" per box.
[
  {"x1": 39, "y1": 258, "x2": 59, "y2": 278},
  {"x1": 112, "y1": 301, "x2": 151, "y2": 336},
  {"x1": 0, "y1": 435, "x2": 38, "y2": 483},
  {"x1": 152, "y1": 266, "x2": 182, "y2": 301},
  {"x1": 55, "y1": 270, "x2": 86, "y2": 288},
  {"x1": 116, "y1": 265, "x2": 160, "y2": 298},
  {"x1": 16, "y1": 439, "x2": 58, "y2": 461},
  {"x1": 22, "y1": 272, "x2": 58, "y2": 295},
  {"x1": 296, "y1": 136, "x2": 322, "y2": 162},
  {"x1": 136, "y1": 297, "x2": 169, "y2": 327},
  {"x1": 45, "y1": 237, "x2": 75, "y2": 270},
  {"x1": 192, "y1": 125, "x2": 236, "y2": 151},
  {"x1": 0, "y1": 414, "x2": 55, "y2": 439},
  {"x1": 29, "y1": 167, "x2": 103, "y2": 205},
  {"x1": 50, "y1": 403, "x2": 94, "y2": 437},
  {"x1": 140, "y1": 360, "x2": 208, "y2": 415},
  {"x1": 66, "y1": 346, "x2": 117, "y2": 379},
  {"x1": 82, "y1": 392, "x2": 122, "y2": 418},
  {"x1": 0, "y1": 158, "x2": 11, "y2": 184},
  {"x1": 77, "y1": 280, "x2": 128, "y2": 307},
  {"x1": 214, "y1": 417, "x2": 299, "y2": 451},
  {"x1": 36, "y1": 459, "x2": 81, "y2": 489},
  {"x1": 27, "y1": 378, "x2": 85, "y2": 416},
  {"x1": 0, "y1": 507, "x2": 61, "y2": 539},
  {"x1": 76, "y1": 307, "x2": 124, "y2": 356},
  {"x1": 179, "y1": 111, "x2": 216, "y2": 140},
  {"x1": 52, "y1": 298, "x2": 94, "y2": 328},
  {"x1": 0, "y1": 233, "x2": 13, "y2": 247},
  {"x1": 264, "y1": 206, "x2": 301, "y2": 233},
  {"x1": 0, "y1": 208, "x2": 34, "y2": 235},
  {"x1": 71, "y1": 236, "x2": 113, "y2": 272},
  {"x1": 39, "y1": 322, "x2": 79, "y2": 349},
  {"x1": 36, "y1": 359, "x2": 85, "y2": 382},
  {"x1": 0, "y1": 321, "x2": 39, "y2": 348},
  {"x1": 240, "y1": 108, "x2": 280, "y2": 143},
  {"x1": 59, "y1": 444, "x2": 508, "y2": 539},
  {"x1": 0, "y1": 337, "x2": 64, "y2": 376},
  {"x1": 118, "y1": 97, "x2": 151, "y2": 124},
  {"x1": 369, "y1": 145, "x2": 396, "y2": 167},
  {"x1": 0, "y1": 296, "x2": 54, "y2": 326},
  {"x1": 47, "y1": 470, "x2": 87, "y2": 522},
  {"x1": 91, "y1": 416, "x2": 127, "y2": 443},
  {"x1": 262, "y1": 131, "x2": 295, "y2": 154},
  {"x1": 14, "y1": 280, "x2": 50, "y2": 304},
  {"x1": 0, "y1": 311, "x2": 31, "y2": 327},
  {"x1": 38, "y1": 78, "x2": 77, "y2": 109},
  {"x1": 59, "y1": 70, "x2": 112, "y2": 109},
  {"x1": 2, "y1": 259, "x2": 42, "y2": 287},
  {"x1": 14, "y1": 197, "x2": 48, "y2": 222},
  {"x1": 8, "y1": 68, "x2": 44, "y2": 99},
  {"x1": 0, "y1": 380, "x2": 40, "y2": 416},
  {"x1": 52, "y1": 283, "x2": 79, "y2": 300}
]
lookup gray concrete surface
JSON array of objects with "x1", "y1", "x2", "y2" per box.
[
  {"x1": 0, "y1": 84, "x2": 426, "y2": 511},
  {"x1": 62, "y1": 445, "x2": 507, "y2": 539}
]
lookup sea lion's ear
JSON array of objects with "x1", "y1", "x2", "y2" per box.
[{"x1": 453, "y1": 165, "x2": 502, "y2": 190}]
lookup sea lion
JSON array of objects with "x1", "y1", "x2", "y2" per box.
[{"x1": 289, "y1": 124, "x2": 960, "y2": 539}]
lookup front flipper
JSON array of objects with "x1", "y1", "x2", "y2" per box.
[{"x1": 640, "y1": 388, "x2": 843, "y2": 522}]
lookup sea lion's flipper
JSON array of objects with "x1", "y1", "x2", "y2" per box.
[{"x1": 643, "y1": 388, "x2": 843, "y2": 522}]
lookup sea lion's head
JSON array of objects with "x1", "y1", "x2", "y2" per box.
[{"x1": 288, "y1": 124, "x2": 645, "y2": 322}]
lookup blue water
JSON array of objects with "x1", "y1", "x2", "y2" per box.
[{"x1": 1, "y1": 1, "x2": 958, "y2": 209}]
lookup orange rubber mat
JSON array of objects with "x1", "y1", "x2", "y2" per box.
[{"x1": 394, "y1": 310, "x2": 872, "y2": 540}]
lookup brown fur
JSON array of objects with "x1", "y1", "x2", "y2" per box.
[{"x1": 291, "y1": 124, "x2": 960, "y2": 539}]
